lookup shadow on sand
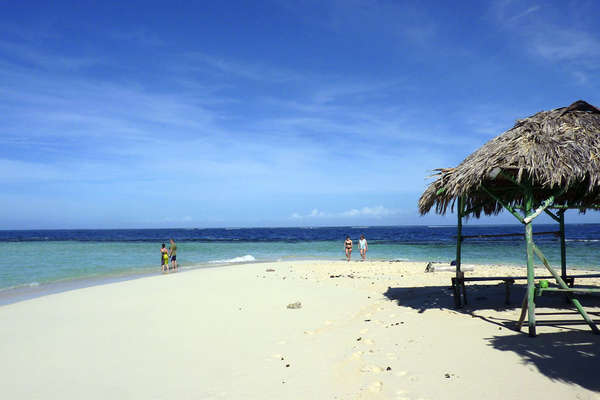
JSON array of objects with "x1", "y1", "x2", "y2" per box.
[
  {"x1": 489, "y1": 330, "x2": 600, "y2": 391},
  {"x1": 383, "y1": 282, "x2": 600, "y2": 391}
]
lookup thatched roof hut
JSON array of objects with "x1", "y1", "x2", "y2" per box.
[{"x1": 419, "y1": 100, "x2": 600, "y2": 218}]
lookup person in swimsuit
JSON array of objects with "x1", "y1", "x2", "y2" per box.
[
  {"x1": 359, "y1": 234, "x2": 368, "y2": 261},
  {"x1": 161, "y1": 243, "x2": 169, "y2": 273},
  {"x1": 169, "y1": 238, "x2": 178, "y2": 272},
  {"x1": 344, "y1": 236, "x2": 353, "y2": 262}
]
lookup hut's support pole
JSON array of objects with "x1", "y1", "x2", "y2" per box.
[
  {"x1": 543, "y1": 208, "x2": 567, "y2": 280},
  {"x1": 532, "y1": 244, "x2": 599, "y2": 334},
  {"x1": 559, "y1": 210, "x2": 567, "y2": 280},
  {"x1": 455, "y1": 196, "x2": 465, "y2": 307},
  {"x1": 524, "y1": 189, "x2": 537, "y2": 337}
]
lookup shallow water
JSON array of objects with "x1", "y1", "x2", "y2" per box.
[{"x1": 1, "y1": 225, "x2": 599, "y2": 293}]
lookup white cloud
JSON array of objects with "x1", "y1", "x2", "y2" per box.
[
  {"x1": 340, "y1": 206, "x2": 397, "y2": 217},
  {"x1": 291, "y1": 205, "x2": 399, "y2": 219}
]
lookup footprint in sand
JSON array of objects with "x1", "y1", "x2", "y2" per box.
[
  {"x1": 368, "y1": 381, "x2": 383, "y2": 393},
  {"x1": 364, "y1": 338, "x2": 374, "y2": 345},
  {"x1": 360, "y1": 328, "x2": 369, "y2": 334},
  {"x1": 350, "y1": 351, "x2": 363, "y2": 359},
  {"x1": 395, "y1": 371, "x2": 408, "y2": 377},
  {"x1": 304, "y1": 330, "x2": 314, "y2": 335}
]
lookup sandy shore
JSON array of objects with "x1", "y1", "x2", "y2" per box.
[{"x1": 1, "y1": 260, "x2": 599, "y2": 399}]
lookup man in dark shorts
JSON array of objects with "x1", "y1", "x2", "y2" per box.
[{"x1": 169, "y1": 238, "x2": 178, "y2": 272}]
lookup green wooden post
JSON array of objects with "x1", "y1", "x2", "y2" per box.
[
  {"x1": 559, "y1": 211, "x2": 567, "y2": 280},
  {"x1": 455, "y1": 196, "x2": 464, "y2": 307},
  {"x1": 524, "y1": 190, "x2": 537, "y2": 337}
]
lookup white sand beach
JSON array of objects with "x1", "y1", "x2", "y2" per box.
[{"x1": 1, "y1": 260, "x2": 599, "y2": 399}]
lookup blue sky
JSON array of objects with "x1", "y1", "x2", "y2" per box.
[{"x1": 1, "y1": 0, "x2": 600, "y2": 229}]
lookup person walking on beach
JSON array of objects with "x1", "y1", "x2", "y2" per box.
[
  {"x1": 161, "y1": 243, "x2": 169, "y2": 273},
  {"x1": 169, "y1": 238, "x2": 178, "y2": 272},
  {"x1": 344, "y1": 236, "x2": 353, "y2": 261},
  {"x1": 359, "y1": 234, "x2": 368, "y2": 261}
]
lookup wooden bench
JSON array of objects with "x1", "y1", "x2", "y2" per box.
[{"x1": 451, "y1": 275, "x2": 579, "y2": 305}]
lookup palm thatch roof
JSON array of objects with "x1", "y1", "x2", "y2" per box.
[{"x1": 419, "y1": 100, "x2": 600, "y2": 217}]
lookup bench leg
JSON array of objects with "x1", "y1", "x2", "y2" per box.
[
  {"x1": 505, "y1": 282, "x2": 513, "y2": 305},
  {"x1": 451, "y1": 278, "x2": 461, "y2": 308}
]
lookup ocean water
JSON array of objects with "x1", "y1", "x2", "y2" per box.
[{"x1": 1, "y1": 224, "x2": 600, "y2": 295}]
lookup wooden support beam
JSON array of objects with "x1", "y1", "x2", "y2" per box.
[
  {"x1": 516, "y1": 292, "x2": 528, "y2": 331},
  {"x1": 524, "y1": 190, "x2": 566, "y2": 223},
  {"x1": 455, "y1": 196, "x2": 464, "y2": 308},
  {"x1": 481, "y1": 185, "x2": 525, "y2": 224},
  {"x1": 551, "y1": 205, "x2": 600, "y2": 209},
  {"x1": 543, "y1": 209, "x2": 560, "y2": 223},
  {"x1": 537, "y1": 287, "x2": 600, "y2": 294},
  {"x1": 559, "y1": 211, "x2": 567, "y2": 280},
  {"x1": 532, "y1": 244, "x2": 599, "y2": 334},
  {"x1": 525, "y1": 190, "x2": 537, "y2": 337}
]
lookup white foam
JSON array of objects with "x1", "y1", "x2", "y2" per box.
[
  {"x1": 28, "y1": 282, "x2": 40, "y2": 287},
  {"x1": 208, "y1": 255, "x2": 256, "y2": 264}
]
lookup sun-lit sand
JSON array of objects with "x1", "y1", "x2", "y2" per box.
[{"x1": 1, "y1": 260, "x2": 599, "y2": 399}]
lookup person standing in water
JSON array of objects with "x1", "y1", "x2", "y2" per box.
[
  {"x1": 359, "y1": 234, "x2": 368, "y2": 261},
  {"x1": 344, "y1": 236, "x2": 353, "y2": 262},
  {"x1": 161, "y1": 243, "x2": 169, "y2": 273},
  {"x1": 169, "y1": 238, "x2": 178, "y2": 272}
]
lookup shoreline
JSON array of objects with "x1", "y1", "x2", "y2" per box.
[
  {"x1": 0, "y1": 260, "x2": 275, "y2": 307},
  {"x1": 2, "y1": 257, "x2": 600, "y2": 307}
]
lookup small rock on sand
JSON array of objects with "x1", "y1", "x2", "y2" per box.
[{"x1": 287, "y1": 302, "x2": 302, "y2": 309}]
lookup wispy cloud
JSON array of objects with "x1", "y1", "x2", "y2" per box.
[
  {"x1": 489, "y1": 1, "x2": 600, "y2": 81},
  {"x1": 505, "y1": 5, "x2": 541, "y2": 24},
  {"x1": 180, "y1": 52, "x2": 305, "y2": 83},
  {"x1": 0, "y1": 40, "x2": 99, "y2": 71},
  {"x1": 291, "y1": 205, "x2": 399, "y2": 219}
]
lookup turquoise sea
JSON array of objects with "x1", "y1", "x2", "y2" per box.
[{"x1": 1, "y1": 225, "x2": 599, "y2": 302}]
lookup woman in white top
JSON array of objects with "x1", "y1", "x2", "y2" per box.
[{"x1": 359, "y1": 234, "x2": 368, "y2": 261}]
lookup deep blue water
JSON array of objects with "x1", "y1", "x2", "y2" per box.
[
  {"x1": 3, "y1": 224, "x2": 600, "y2": 243},
  {"x1": 1, "y1": 224, "x2": 599, "y2": 293}
]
